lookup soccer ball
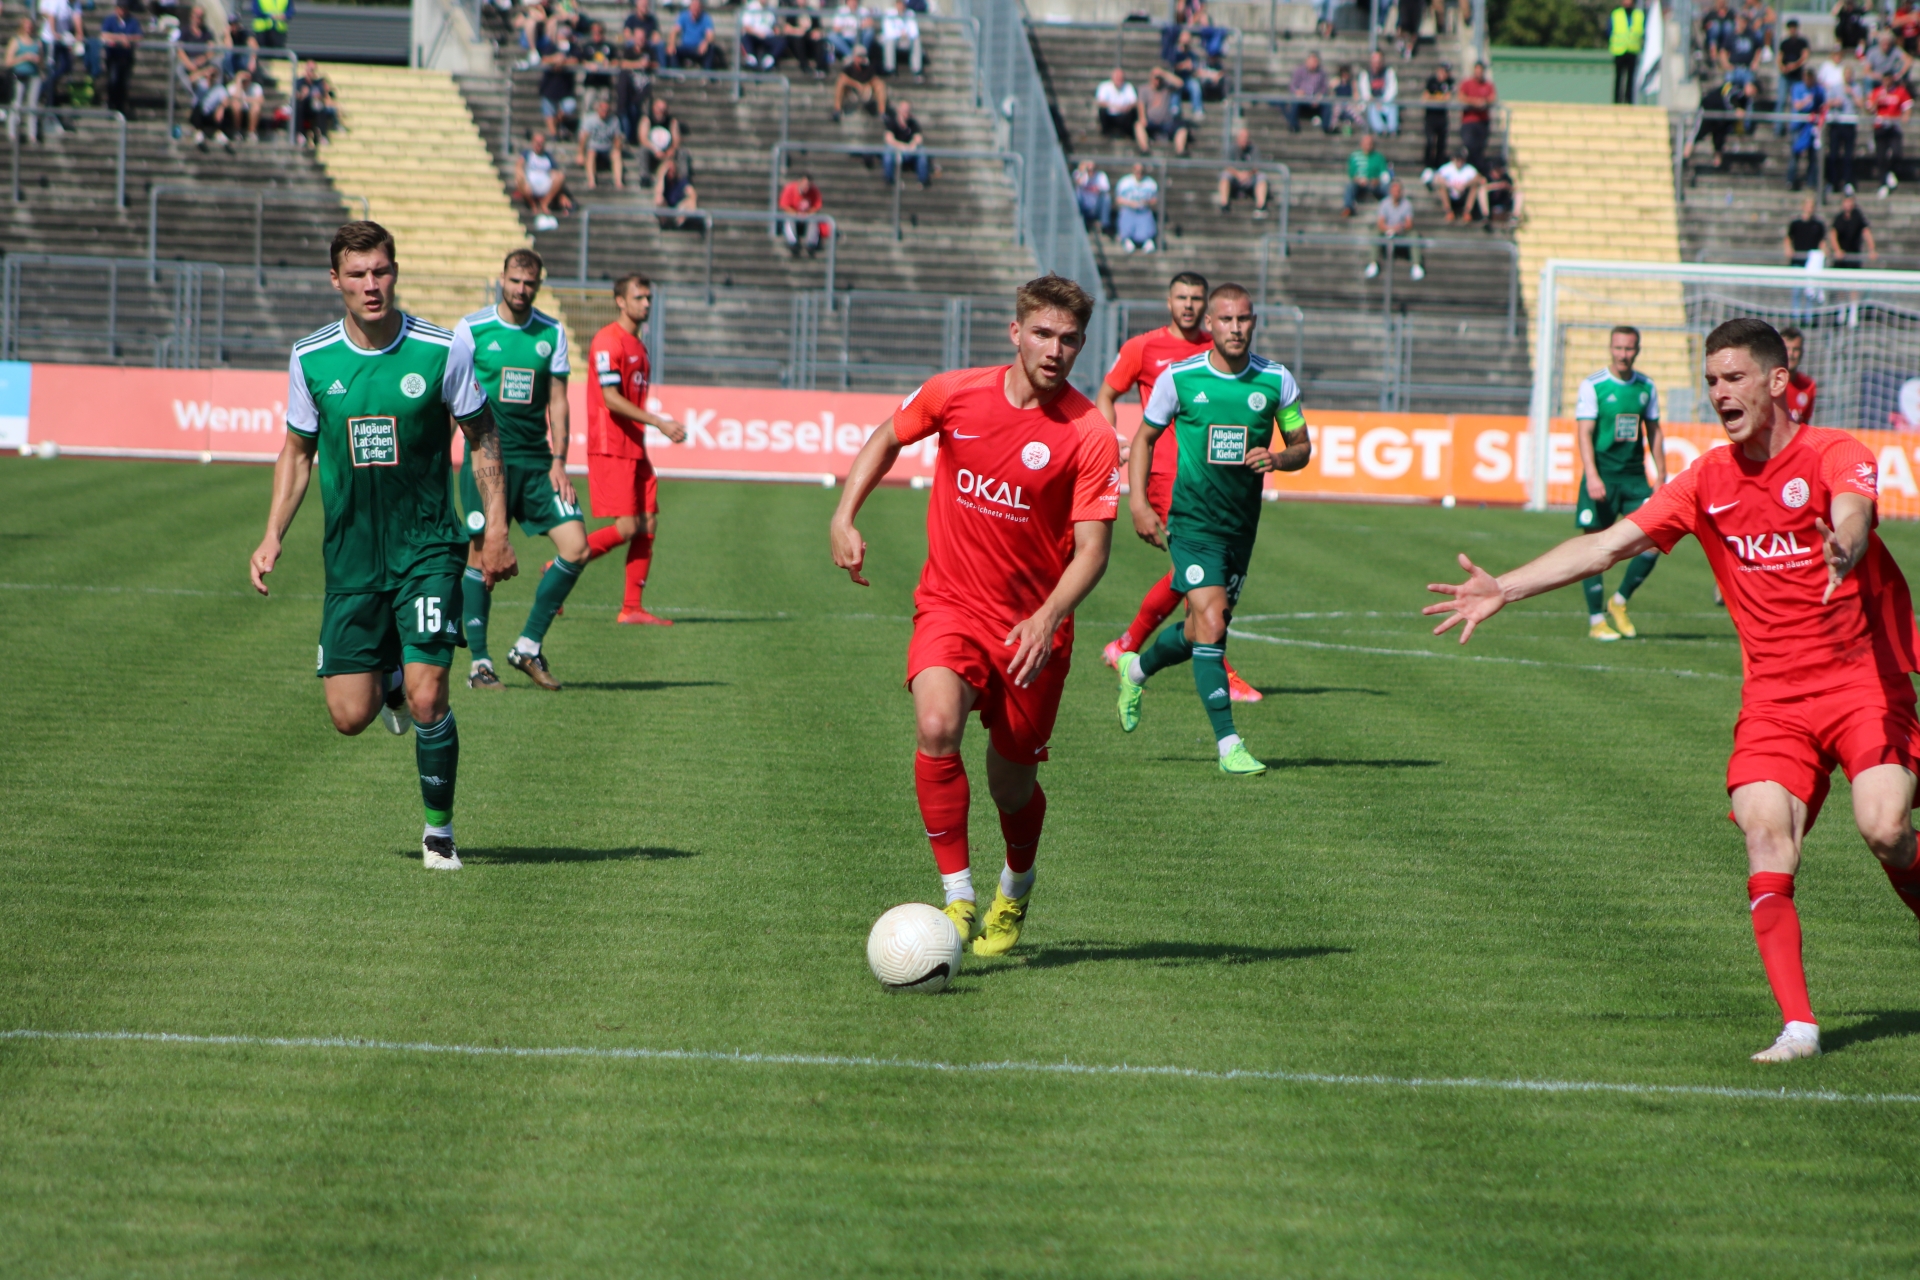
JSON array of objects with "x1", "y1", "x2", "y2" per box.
[{"x1": 866, "y1": 903, "x2": 964, "y2": 993}]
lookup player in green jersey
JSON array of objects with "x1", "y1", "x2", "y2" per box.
[
  {"x1": 451, "y1": 248, "x2": 585, "y2": 692},
  {"x1": 1114, "y1": 284, "x2": 1311, "y2": 776},
  {"x1": 1574, "y1": 325, "x2": 1666, "y2": 641},
  {"x1": 249, "y1": 221, "x2": 516, "y2": 870}
]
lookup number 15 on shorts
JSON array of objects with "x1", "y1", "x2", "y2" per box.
[{"x1": 413, "y1": 595, "x2": 445, "y2": 636}]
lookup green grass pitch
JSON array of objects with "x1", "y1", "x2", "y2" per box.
[{"x1": 4, "y1": 458, "x2": 1920, "y2": 1277}]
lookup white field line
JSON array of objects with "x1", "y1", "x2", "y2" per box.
[
  {"x1": 1228, "y1": 627, "x2": 1739, "y2": 681},
  {"x1": 2, "y1": 1028, "x2": 1910, "y2": 1107}
]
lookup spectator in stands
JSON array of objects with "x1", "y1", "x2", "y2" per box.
[
  {"x1": 99, "y1": 0, "x2": 139, "y2": 116},
  {"x1": 1140, "y1": 66, "x2": 1190, "y2": 154},
  {"x1": 1609, "y1": 0, "x2": 1645, "y2": 104},
  {"x1": 1115, "y1": 161, "x2": 1158, "y2": 253},
  {"x1": 1217, "y1": 125, "x2": 1269, "y2": 217},
  {"x1": 1701, "y1": 0, "x2": 1736, "y2": 59},
  {"x1": 1866, "y1": 30, "x2": 1912, "y2": 90},
  {"x1": 1176, "y1": 0, "x2": 1227, "y2": 59},
  {"x1": 1834, "y1": 0, "x2": 1871, "y2": 55},
  {"x1": 222, "y1": 9, "x2": 257, "y2": 80},
  {"x1": 1360, "y1": 48, "x2": 1399, "y2": 135},
  {"x1": 515, "y1": 132, "x2": 569, "y2": 229},
  {"x1": 1785, "y1": 194, "x2": 1827, "y2": 266},
  {"x1": 1897, "y1": 0, "x2": 1920, "y2": 56},
  {"x1": 669, "y1": 0, "x2": 717, "y2": 70},
  {"x1": 513, "y1": 2, "x2": 546, "y2": 69},
  {"x1": 1778, "y1": 18, "x2": 1810, "y2": 81},
  {"x1": 578, "y1": 20, "x2": 619, "y2": 116},
  {"x1": 1432, "y1": 145, "x2": 1481, "y2": 221},
  {"x1": 1820, "y1": 45, "x2": 1862, "y2": 193},
  {"x1": 640, "y1": 95, "x2": 679, "y2": 175},
  {"x1": 577, "y1": 96, "x2": 625, "y2": 189},
  {"x1": 8, "y1": 18, "x2": 42, "y2": 142},
  {"x1": 828, "y1": 0, "x2": 875, "y2": 65},
  {"x1": 1329, "y1": 63, "x2": 1363, "y2": 133},
  {"x1": 1095, "y1": 67, "x2": 1139, "y2": 142},
  {"x1": 1872, "y1": 69, "x2": 1912, "y2": 195},
  {"x1": 174, "y1": 6, "x2": 215, "y2": 75},
  {"x1": 615, "y1": 29, "x2": 654, "y2": 143},
  {"x1": 831, "y1": 43, "x2": 884, "y2": 118},
  {"x1": 537, "y1": 23, "x2": 578, "y2": 138},
  {"x1": 294, "y1": 59, "x2": 336, "y2": 146},
  {"x1": 1687, "y1": 72, "x2": 1748, "y2": 168},
  {"x1": 653, "y1": 151, "x2": 698, "y2": 226},
  {"x1": 1420, "y1": 60, "x2": 1452, "y2": 178},
  {"x1": 1787, "y1": 67, "x2": 1824, "y2": 190},
  {"x1": 1718, "y1": 13, "x2": 1761, "y2": 91},
  {"x1": 881, "y1": 97, "x2": 931, "y2": 187},
  {"x1": 37, "y1": 0, "x2": 80, "y2": 110},
  {"x1": 1367, "y1": 179, "x2": 1423, "y2": 281},
  {"x1": 1827, "y1": 191, "x2": 1876, "y2": 263},
  {"x1": 622, "y1": 0, "x2": 664, "y2": 66},
  {"x1": 780, "y1": 3, "x2": 830, "y2": 76},
  {"x1": 250, "y1": 0, "x2": 290, "y2": 52},
  {"x1": 1457, "y1": 60, "x2": 1495, "y2": 166},
  {"x1": 1074, "y1": 158, "x2": 1112, "y2": 232},
  {"x1": 1166, "y1": 29, "x2": 1223, "y2": 119},
  {"x1": 1342, "y1": 132, "x2": 1391, "y2": 217},
  {"x1": 740, "y1": 0, "x2": 784, "y2": 71},
  {"x1": 1314, "y1": 0, "x2": 1337, "y2": 39},
  {"x1": 879, "y1": 0, "x2": 921, "y2": 78},
  {"x1": 1282, "y1": 50, "x2": 1330, "y2": 133},
  {"x1": 223, "y1": 65, "x2": 264, "y2": 145},
  {"x1": 1396, "y1": 0, "x2": 1423, "y2": 59},
  {"x1": 1476, "y1": 158, "x2": 1521, "y2": 225},
  {"x1": 780, "y1": 172, "x2": 827, "y2": 254},
  {"x1": 1740, "y1": 0, "x2": 1775, "y2": 52}
]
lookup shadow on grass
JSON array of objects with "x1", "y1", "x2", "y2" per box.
[
  {"x1": 398, "y1": 846, "x2": 700, "y2": 865},
  {"x1": 562, "y1": 681, "x2": 729, "y2": 692},
  {"x1": 1252, "y1": 686, "x2": 1391, "y2": 698},
  {"x1": 1822, "y1": 1010, "x2": 1920, "y2": 1054},
  {"x1": 977, "y1": 940, "x2": 1351, "y2": 972}
]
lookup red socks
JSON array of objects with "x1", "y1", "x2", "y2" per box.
[
  {"x1": 1121, "y1": 573, "x2": 1184, "y2": 652},
  {"x1": 1749, "y1": 872, "x2": 1816, "y2": 1027},
  {"x1": 999, "y1": 785, "x2": 1046, "y2": 874},
  {"x1": 585, "y1": 525, "x2": 625, "y2": 561},
  {"x1": 624, "y1": 534, "x2": 653, "y2": 611},
  {"x1": 1883, "y1": 849, "x2": 1920, "y2": 920},
  {"x1": 914, "y1": 751, "x2": 970, "y2": 875}
]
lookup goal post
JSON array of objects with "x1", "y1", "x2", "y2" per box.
[{"x1": 1527, "y1": 259, "x2": 1920, "y2": 509}]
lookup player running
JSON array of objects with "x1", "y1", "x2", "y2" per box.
[
  {"x1": 576, "y1": 273, "x2": 686, "y2": 624},
  {"x1": 452, "y1": 248, "x2": 583, "y2": 693},
  {"x1": 1427, "y1": 318, "x2": 1920, "y2": 1064},
  {"x1": 1574, "y1": 325, "x2": 1667, "y2": 641},
  {"x1": 1095, "y1": 271, "x2": 1261, "y2": 703},
  {"x1": 249, "y1": 221, "x2": 515, "y2": 870},
  {"x1": 830, "y1": 275, "x2": 1119, "y2": 956},
  {"x1": 1115, "y1": 284, "x2": 1310, "y2": 776}
]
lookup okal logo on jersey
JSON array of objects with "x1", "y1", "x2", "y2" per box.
[
  {"x1": 400, "y1": 373, "x2": 428, "y2": 400},
  {"x1": 349, "y1": 416, "x2": 399, "y2": 466},
  {"x1": 499, "y1": 368, "x2": 536, "y2": 404},
  {"x1": 1725, "y1": 530, "x2": 1815, "y2": 563},
  {"x1": 954, "y1": 468, "x2": 1031, "y2": 510},
  {"x1": 1781, "y1": 477, "x2": 1811, "y2": 508},
  {"x1": 1021, "y1": 441, "x2": 1050, "y2": 470}
]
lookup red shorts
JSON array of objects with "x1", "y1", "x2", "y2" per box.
[
  {"x1": 586, "y1": 453, "x2": 658, "y2": 518},
  {"x1": 1727, "y1": 679, "x2": 1920, "y2": 829},
  {"x1": 1147, "y1": 469, "x2": 1174, "y2": 522},
  {"x1": 906, "y1": 609, "x2": 1070, "y2": 764}
]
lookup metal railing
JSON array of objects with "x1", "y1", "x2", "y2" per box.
[
  {"x1": 147, "y1": 185, "x2": 370, "y2": 286},
  {"x1": 768, "y1": 141, "x2": 1024, "y2": 243},
  {"x1": 1111, "y1": 296, "x2": 1306, "y2": 377},
  {"x1": 2, "y1": 107, "x2": 126, "y2": 206},
  {"x1": 1673, "y1": 108, "x2": 1833, "y2": 206},
  {"x1": 1025, "y1": 17, "x2": 1245, "y2": 104},
  {"x1": 745, "y1": 9, "x2": 985, "y2": 107},
  {"x1": 1, "y1": 253, "x2": 228, "y2": 366},
  {"x1": 500, "y1": 65, "x2": 792, "y2": 155},
  {"x1": 1258, "y1": 230, "x2": 1520, "y2": 340},
  {"x1": 1071, "y1": 152, "x2": 1289, "y2": 249},
  {"x1": 571, "y1": 206, "x2": 837, "y2": 303}
]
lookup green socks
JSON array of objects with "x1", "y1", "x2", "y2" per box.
[
  {"x1": 1618, "y1": 549, "x2": 1658, "y2": 601},
  {"x1": 415, "y1": 711, "x2": 459, "y2": 825},
  {"x1": 1139, "y1": 622, "x2": 1196, "y2": 677},
  {"x1": 1191, "y1": 643, "x2": 1238, "y2": 742},
  {"x1": 460, "y1": 565, "x2": 491, "y2": 664},
  {"x1": 521, "y1": 556, "x2": 583, "y2": 646},
  {"x1": 1583, "y1": 574, "x2": 1606, "y2": 617}
]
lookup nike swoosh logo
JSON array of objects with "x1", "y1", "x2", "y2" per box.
[
  {"x1": 952, "y1": 432, "x2": 979, "y2": 439},
  {"x1": 1708, "y1": 501, "x2": 1739, "y2": 514}
]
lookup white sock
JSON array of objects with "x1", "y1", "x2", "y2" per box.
[
  {"x1": 1611, "y1": 592, "x2": 1627, "y2": 607},
  {"x1": 941, "y1": 869, "x2": 975, "y2": 905},
  {"x1": 1589, "y1": 612, "x2": 1606, "y2": 625},
  {"x1": 1217, "y1": 733, "x2": 1242, "y2": 758},
  {"x1": 513, "y1": 636, "x2": 541, "y2": 656},
  {"x1": 424, "y1": 821, "x2": 453, "y2": 840},
  {"x1": 1784, "y1": 1020, "x2": 1820, "y2": 1043},
  {"x1": 1123, "y1": 653, "x2": 1146, "y2": 685},
  {"x1": 1000, "y1": 865, "x2": 1035, "y2": 900}
]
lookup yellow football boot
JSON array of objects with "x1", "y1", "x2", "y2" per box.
[
  {"x1": 1589, "y1": 619, "x2": 1622, "y2": 642},
  {"x1": 1606, "y1": 598, "x2": 1637, "y2": 639},
  {"x1": 971, "y1": 888, "x2": 1030, "y2": 956},
  {"x1": 942, "y1": 899, "x2": 978, "y2": 946}
]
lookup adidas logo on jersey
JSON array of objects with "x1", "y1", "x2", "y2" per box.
[
  {"x1": 1194, "y1": 391, "x2": 1210, "y2": 403},
  {"x1": 325, "y1": 380, "x2": 346, "y2": 395},
  {"x1": 487, "y1": 341, "x2": 502, "y2": 351}
]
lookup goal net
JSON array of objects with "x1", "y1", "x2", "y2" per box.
[{"x1": 1527, "y1": 259, "x2": 1920, "y2": 509}]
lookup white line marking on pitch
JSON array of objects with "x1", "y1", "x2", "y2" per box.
[
  {"x1": 3, "y1": 1029, "x2": 1908, "y2": 1106},
  {"x1": 1228, "y1": 628, "x2": 1738, "y2": 681}
]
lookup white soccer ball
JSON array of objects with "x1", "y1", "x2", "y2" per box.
[{"x1": 867, "y1": 903, "x2": 963, "y2": 993}]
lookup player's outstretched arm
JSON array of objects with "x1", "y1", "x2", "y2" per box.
[
  {"x1": 1127, "y1": 418, "x2": 1167, "y2": 547},
  {"x1": 830, "y1": 418, "x2": 903, "y2": 587},
  {"x1": 250, "y1": 430, "x2": 318, "y2": 595},
  {"x1": 459, "y1": 406, "x2": 520, "y2": 588},
  {"x1": 1816, "y1": 492, "x2": 1874, "y2": 603},
  {"x1": 1004, "y1": 519, "x2": 1113, "y2": 687},
  {"x1": 1424, "y1": 520, "x2": 1654, "y2": 643}
]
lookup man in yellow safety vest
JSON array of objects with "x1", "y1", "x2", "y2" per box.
[
  {"x1": 1610, "y1": 0, "x2": 1647, "y2": 104},
  {"x1": 253, "y1": 0, "x2": 291, "y2": 49}
]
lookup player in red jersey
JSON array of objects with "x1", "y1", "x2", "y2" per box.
[
  {"x1": 1095, "y1": 271, "x2": 1260, "y2": 703},
  {"x1": 1781, "y1": 324, "x2": 1817, "y2": 424},
  {"x1": 1427, "y1": 318, "x2": 1920, "y2": 1064},
  {"x1": 579, "y1": 273, "x2": 686, "y2": 624},
  {"x1": 830, "y1": 275, "x2": 1120, "y2": 957}
]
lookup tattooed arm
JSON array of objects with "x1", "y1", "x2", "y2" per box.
[{"x1": 458, "y1": 405, "x2": 519, "y2": 587}]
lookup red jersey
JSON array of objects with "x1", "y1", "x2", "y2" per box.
[
  {"x1": 1629, "y1": 426, "x2": 1919, "y2": 700},
  {"x1": 1105, "y1": 326, "x2": 1212, "y2": 480},
  {"x1": 1785, "y1": 370, "x2": 1817, "y2": 424},
  {"x1": 1873, "y1": 84, "x2": 1913, "y2": 123},
  {"x1": 587, "y1": 321, "x2": 651, "y2": 459},
  {"x1": 893, "y1": 366, "x2": 1121, "y2": 634}
]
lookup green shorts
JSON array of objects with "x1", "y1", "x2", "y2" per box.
[
  {"x1": 1168, "y1": 534, "x2": 1253, "y2": 608},
  {"x1": 457, "y1": 455, "x2": 584, "y2": 539},
  {"x1": 317, "y1": 568, "x2": 465, "y2": 676},
  {"x1": 1575, "y1": 476, "x2": 1652, "y2": 532}
]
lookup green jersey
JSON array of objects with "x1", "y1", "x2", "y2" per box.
[
  {"x1": 451, "y1": 304, "x2": 570, "y2": 465},
  {"x1": 1144, "y1": 350, "x2": 1305, "y2": 546},
  {"x1": 285, "y1": 314, "x2": 487, "y2": 594},
  {"x1": 1574, "y1": 368, "x2": 1659, "y2": 485}
]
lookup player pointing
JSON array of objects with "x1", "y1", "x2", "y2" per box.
[
  {"x1": 1574, "y1": 325, "x2": 1666, "y2": 641},
  {"x1": 830, "y1": 275, "x2": 1119, "y2": 956},
  {"x1": 1115, "y1": 284, "x2": 1311, "y2": 776},
  {"x1": 250, "y1": 221, "x2": 515, "y2": 870},
  {"x1": 1428, "y1": 318, "x2": 1920, "y2": 1063}
]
